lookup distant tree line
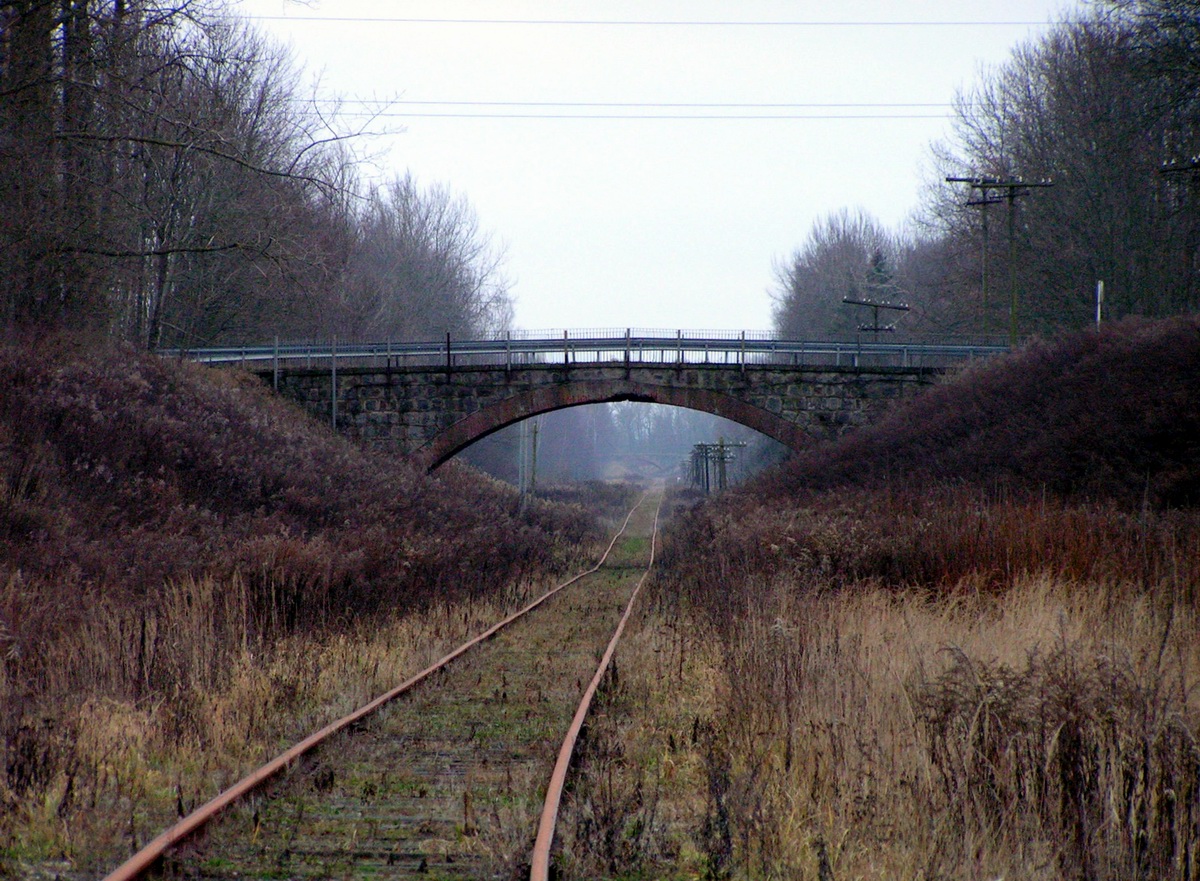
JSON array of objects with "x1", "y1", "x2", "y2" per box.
[
  {"x1": 0, "y1": 1, "x2": 510, "y2": 348},
  {"x1": 774, "y1": 0, "x2": 1200, "y2": 340},
  {"x1": 459, "y1": 402, "x2": 788, "y2": 485}
]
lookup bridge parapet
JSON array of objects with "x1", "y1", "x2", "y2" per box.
[{"x1": 176, "y1": 329, "x2": 1005, "y2": 376}]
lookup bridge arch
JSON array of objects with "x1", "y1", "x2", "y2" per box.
[
  {"x1": 268, "y1": 361, "x2": 937, "y2": 468},
  {"x1": 414, "y1": 378, "x2": 815, "y2": 470}
]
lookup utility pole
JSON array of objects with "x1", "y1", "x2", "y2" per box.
[
  {"x1": 947, "y1": 176, "x2": 1053, "y2": 345},
  {"x1": 691, "y1": 439, "x2": 747, "y2": 494},
  {"x1": 842, "y1": 296, "x2": 909, "y2": 337},
  {"x1": 947, "y1": 177, "x2": 1003, "y2": 328},
  {"x1": 518, "y1": 416, "x2": 541, "y2": 511},
  {"x1": 1161, "y1": 156, "x2": 1200, "y2": 314}
]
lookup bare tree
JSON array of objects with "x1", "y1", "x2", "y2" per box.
[
  {"x1": 771, "y1": 209, "x2": 901, "y2": 338},
  {"x1": 928, "y1": 12, "x2": 1196, "y2": 331},
  {"x1": 1103, "y1": 0, "x2": 1200, "y2": 117},
  {"x1": 337, "y1": 174, "x2": 512, "y2": 342},
  {"x1": 1, "y1": 2, "x2": 375, "y2": 346}
]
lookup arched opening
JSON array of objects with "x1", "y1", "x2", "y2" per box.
[
  {"x1": 456, "y1": 401, "x2": 792, "y2": 488},
  {"x1": 421, "y1": 379, "x2": 807, "y2": 479}
]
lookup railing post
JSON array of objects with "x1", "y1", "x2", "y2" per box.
[
  {"x1": 740, "y1": 330, "x2": 746, "y2": 372},
  {"x1": 330, "y1": 336, "x2": 338, "y2": 430},
  {"x1": 677, "y1": 329, "x2": 683, "y2": 365},
  {"x1": 445, "y1": 331, "x2": 452, "y2": 374},
  {"x1": 272, "y1": 335, "x2": 279, "y2": 391},
  {"x1": 564, "y1": 329, "x2": 569, "y2": 365},
  {"x1": 624, "y1": 328, "x2": 630, "y2": 368}
]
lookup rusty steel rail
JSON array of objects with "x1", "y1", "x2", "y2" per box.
[
  {"x1": 103, "y1": 492, "x2": 651, "y2": 881},
  {"x1": 530, "y1": 492, "x2": 664, "y2": 881}
]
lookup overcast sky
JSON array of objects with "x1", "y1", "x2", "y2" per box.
[{"x1": 236, "y1": 0, "x2": 1083, "y2": 333}]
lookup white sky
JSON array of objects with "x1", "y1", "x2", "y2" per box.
[{"x1": 236, "y1": 0, "x2": 1082, "y2": 333}]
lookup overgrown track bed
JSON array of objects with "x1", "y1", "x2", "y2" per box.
[{"x1": 109, "y1": 487, "x2": 664, "y2": 881}]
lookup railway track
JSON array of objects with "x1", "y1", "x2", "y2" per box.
[{"x1": 105, "y1": 485, "x2": 664, "y2": 881}]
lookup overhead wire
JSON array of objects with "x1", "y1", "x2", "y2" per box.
[
  {"x1": 244, "y1": 15, "x2": 1012, "y2": 121},
  {"x1": 245, "y1": 16, "x2": 1052, "y2": 28},
  {"x1": 301, "y1": 101, "x2": 958, "y2": 120},
  {"x1": 335, "y1": 111, "x2": 951, "y2": 119}
]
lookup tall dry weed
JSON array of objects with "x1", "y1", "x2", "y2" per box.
[
  {"x1": 0, "y1": 337, "x2": 617, "y2": 872},
  {"x1": 579, "y1": 477, "x2": 1200, "y2": 880}
]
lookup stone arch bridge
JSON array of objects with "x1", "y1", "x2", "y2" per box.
[{"x1": 185, "y1": 331, "x2": 1002, "y2": 470}]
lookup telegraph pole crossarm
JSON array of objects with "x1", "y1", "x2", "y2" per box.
[
  {"x1": 842, "y1": 296, "x2": 910, "y2": 336},
  {"x1": 1160, "y1": 156, "x2": 1200, "y2": 176}
]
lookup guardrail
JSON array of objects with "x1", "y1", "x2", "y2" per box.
[{"x1": 162, "y1": 329, "x2": 1009, "y2": 373}]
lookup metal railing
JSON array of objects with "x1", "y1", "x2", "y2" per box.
[{"x1": 162, "y1": 329, "x2": 1009, "y2": 373}]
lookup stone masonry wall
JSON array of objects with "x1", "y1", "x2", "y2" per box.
[{"x1": 268, "y1": 363, "x2": 939, "y2": 467}]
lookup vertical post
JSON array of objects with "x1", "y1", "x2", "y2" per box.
[
  {"x1": 717, "y1": 438, "x2": 727, "y2": 491},
  {"x1": 739, "y1": 330, "x2": 746, "y2": 372},
  {"x1": 677, "y1": 329, "x2": 683, "y2": 365},
  {"x1": 518, "y1": 418, "x2": 528, "y2": 511},
  {"x1": 330, "y1": 336, "x2": 338, "y2": 430},
  {"x1": 564, "y1": 329, "x2": 569, "y2": 365},
  {"x1": 624, "y1": 328, "x2": 631, "y2": 367},
  {"x1": 506, "y1": 329, "x2": 512, "y2": 372},
  {"x1": 445, "y1": 331, "x2": 452, "y2": 374},
  {"x1": 272, "y1": 335, "x2": 279, "y2": 392},
  {"x1": 981, "y1": 196, "x2": 991, "y2": 327},
  {"x1": 530, "y1": 416, "x2": 540, "y2": 495},
  {"x1": 1007, "y1": 188, "x2": 1018, "y2": 347},
  {"x1": 1096, "y1": 280, "x2": 1104, "y2": 329}
]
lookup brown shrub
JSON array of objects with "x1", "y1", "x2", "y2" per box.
[
  {"x1": 766, "y1": 316, "x2": 1200, "y2": 508},
  {"x1": 0, "y1": 334, "x2": 603, "y2": 850}
]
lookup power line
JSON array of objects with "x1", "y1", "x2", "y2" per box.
[
  {"x1": 338, "y1": 111, "x2": 950, "y2": 119},
  {"x1": 246, "y1": 16, "x2": 1053, "y2": 27},
  {"x1": 344, "y1": 100, "x2": 954, "y2": 108},
  {"x1": 311, "y1": 99, "x2": 959, "y2": 118},
  {"x1": 302, "y1": 98, "x2": 971, "y2": 119},
  {"x1": 333, "y1": 101, "x2": 953, "y2": 121}
]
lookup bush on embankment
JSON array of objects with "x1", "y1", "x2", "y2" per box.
[
  {"x1": 615, "y1": 317, "x2": 1200, "y2": 880},
  {"x1": 659, "y1": 317, "x2": 1200, "y2": 613},
  {"x1": 0, "y1": 333, "x2": 600, "y2": 867},
  {"x1": 773, "y1": 315, "x2": 1200, "y2": 507}
]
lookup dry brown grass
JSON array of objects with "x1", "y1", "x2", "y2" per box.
[
  {"x1": 704, "y1": 575, "x2": 1199, "y2": 880},
  {"x1": 0, "y1": 335, "x2": 629, "y2": 875},
  {"x1": 561, "y1": 487, "x2": 1200, "y2": 881},
  {"x1": 556, "y1": 319, "x2": 1200, "y2": 879},
  {"x1": 0, "y1": 571, "x2": 560, "y2": 875}
]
